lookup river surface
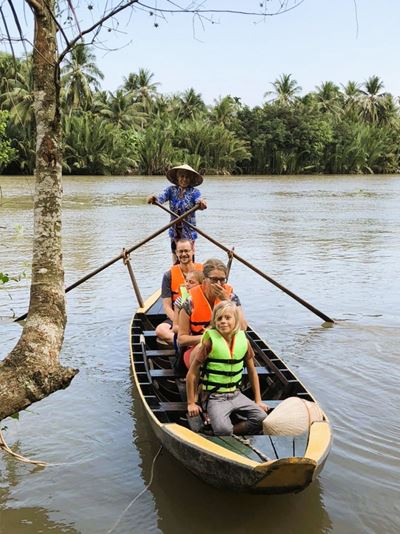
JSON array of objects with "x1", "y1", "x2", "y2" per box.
[{"x1": 0, "y1": 174, "x2": 399, "y2": 534}]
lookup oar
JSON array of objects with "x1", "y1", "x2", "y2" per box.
[
  {"x1": 15, "y1": 204, "x2": 200, "y2": 322},
  {"x1": 154, "y1": 201, "x2": 334, "y2": 324}
]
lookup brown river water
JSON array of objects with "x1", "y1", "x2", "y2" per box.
[{"x1": 0, "y1": 174, "x2": 399, "y2": 534}]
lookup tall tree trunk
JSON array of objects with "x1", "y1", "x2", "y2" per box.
[{"x1": 0, "y1": 0, "x2": 77, "y2": 421}]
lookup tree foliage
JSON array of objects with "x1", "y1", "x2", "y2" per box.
[
  {"x1": 1, "y1": 51, "x2": 400, "y2": 176},
  {"x1": 0, "y1": 110, "x2": 15, "y2": 171}
]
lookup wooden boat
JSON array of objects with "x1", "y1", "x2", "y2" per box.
[{"x1": 130, "y1": 290, "x2": 332, "y2": 494}]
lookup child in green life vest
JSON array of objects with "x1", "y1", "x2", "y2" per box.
[
  {"x1": 186, "y1": 301, "x2": 269, "y2": 436},
  {"x1": 172, "y1": 270, "x2": 204, "y2": 334}
]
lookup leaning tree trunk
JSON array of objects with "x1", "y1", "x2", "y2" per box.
[{"x1": 0, "y1": 0, "x2": 77, "y2": 421}]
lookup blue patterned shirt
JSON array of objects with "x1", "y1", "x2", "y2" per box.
[{"x1": 157, "y1": 185, "x2": 202, "y2": 240}]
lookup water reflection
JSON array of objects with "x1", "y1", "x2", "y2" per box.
[
  {"x1": 0, "y1": 506, "x2": 79, "y2": 534},
  {"x1": 130, "y1": 384, "x2": 332, "y2": 534},
  {"x1": 1, "y1": 174, "x2": 400, "y2": 533},
  {"x1": 0, "y1": 453, "x2": 79, "y2": 534}
]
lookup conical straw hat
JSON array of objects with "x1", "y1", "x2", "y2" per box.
[
  {"x1": 166, "y1": 164, "x2": 203, "y2": 187},
  {"x1": 262, "y1": 397, "x2": 324, "y2": 436}
]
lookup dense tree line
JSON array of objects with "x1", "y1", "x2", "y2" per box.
[{"x1": 1, "y1": 49, "x2": 399, "y2": 176}]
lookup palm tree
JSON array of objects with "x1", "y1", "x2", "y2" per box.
[
  {"x1": 61, "y1": 43, "x2": 104, "y2": 111},
  {"x1": 178, "y1": 88, "x2": 207, "y2": 120},
  {"x1": 211, "y1": 95, "x2": 242, "y2": 128},
  {"x1": 97, "y1": 89, "x2": 146, "y2": 129},
  {"x1": 340, "y1": 80, "x2": 362, "y2": 118},
  {"x1": 91, "y1": 90, "x2": 109, "y2": 113},
  {"x1": 342, "y1": 80, "x2": 362, "y2": 99},
  {"x1": 314, "y1": 81, "x2": 342, "y2": 114},
  {"x1": 62, "y1": 113, "x2": 137, "y2": 174},
  {"x1": 123, "y1": 68, "x2": 159, "y2": 113},
  {"x1": 359, "y1": 75, "x2": 386, "y2": 124},
  {"x1": 123, "y1": 69, "x2": 158, "y2": 95},
  {"x1": 149, "y1": 94, "x2": 180, "y2": 120},
  {"x1": 264, "y1": 74, "x2": 302, "y2": 105},
  {"x1": 173, "y1": 119, "x2": 250, "y2": 174},
  {"x1": 0, "y1": 52, "x2": 19, "y2": 96},
  {"x1": 1, "y1": 57, "x2": 35, "y2": 128},
  {"x1": 122, "y1": 72, "x2": 139, "y2": 93},
  {"x1": 376, "y1": 93, "x2": 398, "y2": 125}
]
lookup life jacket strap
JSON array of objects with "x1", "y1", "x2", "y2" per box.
[
  {"x1": 202, "y1": 367, "x2": 243, "y2": 377},
  {"x1": 206, "y1": 355, "x2": 246, "y2": 364},
  {"x1": 199, "y1": 377, "x2": 242, "y2": 389}
]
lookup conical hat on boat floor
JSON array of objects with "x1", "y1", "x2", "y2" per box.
[{"x1": 262, "y1": 397, "x2": 324, "y2": 436}]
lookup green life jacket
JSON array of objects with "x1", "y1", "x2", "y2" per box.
[{"x1": 200, "y1": 329, "x2": 247, "y2": 393}]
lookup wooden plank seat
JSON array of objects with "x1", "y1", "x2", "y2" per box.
[
  {"x1": 142, "y1": 330, "x2": 157, "y2": 338},
  {"x1": 149, "y1": 367, "x2": 273, "y2": 379},
  {"x1": 146, "y1": 349, "x2": 176, "y2": 358}
]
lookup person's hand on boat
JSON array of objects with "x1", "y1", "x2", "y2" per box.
[
  {"x1": 197, "y1": 199, "x2": 207, "y2": 210},
  {"x1": 187, "y1": 402, "x2": 202, "y2": 417},
  {"x1": 256, "y1": 401, "x2": 270, "y2": 413},
  {"x1": 147, "y1": 195, "x2": 157, "y2": 204}
]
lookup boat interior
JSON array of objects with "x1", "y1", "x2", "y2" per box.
[{"x1": 131, "y1": 297, "x2": 320, "y2": 462}]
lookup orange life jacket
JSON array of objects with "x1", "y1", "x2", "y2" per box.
[
  {"x1": 170, "y1": 263, "x2": 202, "y2": 304},
  {"x1": 189, "y1": 283, "x2": 233, "y2": 335}
]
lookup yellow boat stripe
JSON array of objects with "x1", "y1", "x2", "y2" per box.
[
  {"x1": 164, "y1": 424, "x2": 262, "y2": 467},
  {"x1": 304, "y1": 422, "x2": 332, "y2": 462}
]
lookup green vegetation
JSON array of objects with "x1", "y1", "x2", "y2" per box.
[
  {"x1": 1, "y1": 48, "x2": 400, "y2": 175},
  {"x1": 0, "y1": 111, "x2": 15, "y2": 172}
]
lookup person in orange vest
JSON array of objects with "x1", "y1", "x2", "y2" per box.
[
  {"x1": 172, "y1": 270, "x2": 204, "y2": 334},
  {"x1": 155, "y1": 239, "x2": 203, "y2": 344},
  {"x1": 178, "y1": 258, "x2": 246, "y2": 368}
]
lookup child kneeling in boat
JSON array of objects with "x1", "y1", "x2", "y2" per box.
[{"x1": 186, "y1": 301, "x2": 269, "y2": 436}]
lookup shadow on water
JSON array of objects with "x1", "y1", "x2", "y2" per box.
[
  {"x1": 129, "y1": 384, "x2": 332, "y2": 534},
  {"x1": 0, "y1": 506, "x2": 79, "y2": 534},
  {"x1": 0, "y1": 452, "x2": 79, "y2": 534}
]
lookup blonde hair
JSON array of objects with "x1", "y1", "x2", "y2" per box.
[
  {"x1": 186, "y1": 270, "x2": 204, "y2": 284},
  {"x1": 210, "y1": 301, "x2": 241, "y2": 335}
]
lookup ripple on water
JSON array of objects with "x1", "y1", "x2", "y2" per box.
[{"x1": 1, "y1": 174, "x2": 400, "y2": 533}]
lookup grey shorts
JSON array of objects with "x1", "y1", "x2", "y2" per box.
[{"x1": 206, "y1": 390, "x2": 266, "y2": 436}]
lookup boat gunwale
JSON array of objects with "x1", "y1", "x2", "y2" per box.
[{"x1": 130, "y1": 291, "x2": 332, "y2": 479}]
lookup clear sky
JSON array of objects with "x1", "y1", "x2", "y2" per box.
[
  {"x1": 5, "y1": 1, "x2": 400, "y2": 107},
  {"x1": 86, "y1": 0, "x2": 400, "y2": 107}
]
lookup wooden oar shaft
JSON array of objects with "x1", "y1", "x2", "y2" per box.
[
  {"x1": 15, "y1": 204, "x2": 199, "y2": 322},
  {"x1": 154, "y1": 201, "x2": 334, "y2": 323},
  {"x1": 66, "y1": 203, "x2": 198, "y2": 292}
]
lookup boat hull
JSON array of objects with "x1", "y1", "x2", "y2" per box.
[
  {"x1": 130, "y1": 291, "x2": 332, "y2": 494},
  {"x1": 144, "y1": 406, "x2": 330, "y2": 493}
]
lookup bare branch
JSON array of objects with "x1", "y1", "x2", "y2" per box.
[
  {"x1": 352, "y1": 0, "x2": 359, "y2": 39},
  {"x1": 59, "y1": 0, "x2": 141, "y2": 64},
  {"x1": 0, "y1": 6, "x2": 17, "y2": 67},
  {"x1": 65, "y1": 0, "x2": 82, "y2": 40},
  {"x1": 7, "y1": 0, "x2": 28, "y2": 56},
  {"x1": 138, "y1": 0, "x2": 305, "y2": 17}
]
